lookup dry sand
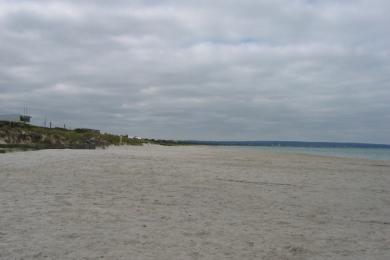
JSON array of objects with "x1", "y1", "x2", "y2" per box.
[{"x1": 0, "y1": 145, "x2": 390, "y2": 259}]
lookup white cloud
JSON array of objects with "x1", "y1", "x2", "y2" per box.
[{"x1": 0, "y1": 0, "x2": 389, "y2": 142}]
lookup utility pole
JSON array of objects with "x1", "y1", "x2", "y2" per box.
[{"x1": 23, "y1": 105, "x2": 29, "y2": 116}]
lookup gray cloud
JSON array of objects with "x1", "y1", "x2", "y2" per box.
[{"x1": 1, "y1": 0, "x2": 389, "y2": 142}]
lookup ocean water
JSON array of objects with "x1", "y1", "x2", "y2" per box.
[{"x1": 225, "y1": 146, "x2": 390, "y2": 161}]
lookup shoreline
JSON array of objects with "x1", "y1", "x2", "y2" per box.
[
  {"x1": 210, "y1": 145, "x2": 390, "y2": 161},
  {"x1": 2, "y1": 143, "x2": 390, "y2": 162}
]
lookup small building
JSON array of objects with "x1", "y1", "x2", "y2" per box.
[{"x1": 0, "y1": 114, "x2": 31, "y2": 123}]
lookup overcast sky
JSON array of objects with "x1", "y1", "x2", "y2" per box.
[{"x1": 1, "y1": 0, "x2": 389, "y2": 142}]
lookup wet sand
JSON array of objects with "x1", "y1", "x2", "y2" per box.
[{"x1": 0, "y1": 145, "x2": 389, "y2": 259}]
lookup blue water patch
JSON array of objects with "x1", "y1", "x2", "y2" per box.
[{"x1": 181, "y1": 141, "x2": 390, "y2": 160}]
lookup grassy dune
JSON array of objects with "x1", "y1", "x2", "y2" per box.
[{"x1": 0, "y1": 122, "x2": 177, "y2": 151}]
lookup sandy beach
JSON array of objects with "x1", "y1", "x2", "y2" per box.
[{"x1": 0, "y1": 145, "x2": 389, "y2": 259}]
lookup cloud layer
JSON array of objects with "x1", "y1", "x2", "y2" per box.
[{"x1": 1, "y1": 0, "x2": 389, "y2": 142}]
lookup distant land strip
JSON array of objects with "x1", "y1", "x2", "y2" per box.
[{"x1": 179, "y1": 140, "x2": 390, "y2": 149}]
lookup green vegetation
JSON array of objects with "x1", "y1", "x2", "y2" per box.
[
  {"x1": 0, "y1": 122, "x2": 180, "y2": 151},
  {"x1": 145, "y1": 138, "x2": 181, "y2": 146}
]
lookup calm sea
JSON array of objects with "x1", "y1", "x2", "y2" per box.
[{"x1": 227, "y1": 146, "x2": 390, "y2": 161}]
